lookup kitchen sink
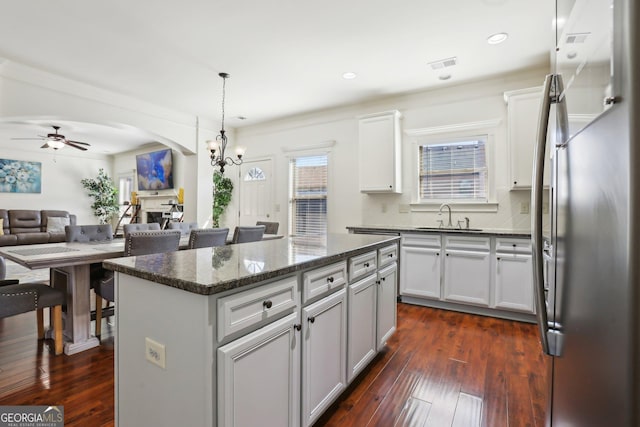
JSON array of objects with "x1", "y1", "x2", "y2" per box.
[{"x1": 415, "y1": 227, "x2": 483, "y2": 232}]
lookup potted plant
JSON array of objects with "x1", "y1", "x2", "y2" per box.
[
  {"x1": 212, "y1": 171, "x2": 233, "y2": 228},
  {"x1": 81, "y1": 168, "x2": 120, "y2": 224}
]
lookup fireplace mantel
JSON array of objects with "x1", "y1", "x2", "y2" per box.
[{"x1": 136, "y1": 193, "x2": 179, "y2": 223}]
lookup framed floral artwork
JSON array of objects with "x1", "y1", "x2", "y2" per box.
[{"x1": 0, "y1": 159, "x2": 42, "y2": 193}]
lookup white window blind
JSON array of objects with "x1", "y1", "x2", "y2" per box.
[
  {"x1": 289, "y1": 155, "x2": 327, "y2": 237},
  {"x1": 419, "y1": 138, "x2": 487, "y2": 201}
]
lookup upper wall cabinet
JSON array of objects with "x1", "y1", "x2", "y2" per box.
[
  {"x1": 504, "y1": 87, "x2": 549, "y2": 190},
  {"x1": 358, "y1": 110, "x2": 402, "y2": 193}
]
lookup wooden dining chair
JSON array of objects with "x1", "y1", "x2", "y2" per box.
[
  {"x1": 0, "y1": 256, "x2": 65, "y2": 355},
  {"x1": 188, "y1": 228, "x2": 229, "y2": 249},
  {"x1": 231, "y1": 225, "x2": 266, "y2": 244},
  {"x1": 94, "y1": 230, "x2": 181, "y2": 337}
]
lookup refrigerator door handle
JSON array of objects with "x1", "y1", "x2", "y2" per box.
[{"x1": 531, "y1": 74, "x2": 557, "y2": 356}]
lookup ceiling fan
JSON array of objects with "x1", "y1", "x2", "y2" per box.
[{"x1": 12, "y1": 125, "x2": 91, "y2": 151}]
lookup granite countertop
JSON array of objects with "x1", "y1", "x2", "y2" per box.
[
  {"x1": 103, "y1": 233, "x2": 399, "y2": 296},
  {"x1": 346, "y1": 225, "x2": 531, "y2": 238}
]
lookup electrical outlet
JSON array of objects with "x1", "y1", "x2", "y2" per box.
[
  {"x1": 145, "y1": 337, "x2": 166, "y2": 369},
  {"x1": 381, "y1": 203, "x2": 387, "y2": 213},
  {"x1": 520, "y1": 201, "x2": 530, "y2": 214}
]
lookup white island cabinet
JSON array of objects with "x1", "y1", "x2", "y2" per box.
[{"x1": 105, "y1": 234, "x2": 399, "y2": 427}]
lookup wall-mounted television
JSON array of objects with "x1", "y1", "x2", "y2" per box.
[{"x1": 136, "y1": 148, "x2": 174, "y2": 191}]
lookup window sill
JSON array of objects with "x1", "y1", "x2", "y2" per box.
[{"x1": 410, "y1": 202, "x2": 499, "y2": 213}]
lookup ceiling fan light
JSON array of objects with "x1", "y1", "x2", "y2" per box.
[{"x1": 49, "y1": 140, "x2": 65, "y2": 149}]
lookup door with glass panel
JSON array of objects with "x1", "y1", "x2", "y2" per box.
[{"x1": 239, "y1": 159, "x2": 273, "y2": 226}]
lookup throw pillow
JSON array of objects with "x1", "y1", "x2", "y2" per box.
[
  {"x1": 46, "y1": 216, "x2": 70, "y2": 233},
  {"x1": 0, "y1": 218, "x2": 3, "y2": 235}
]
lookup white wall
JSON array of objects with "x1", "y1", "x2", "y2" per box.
[
  {"x1": 236, "y1": 68, "x2": 550, "y2": 235},
  {"x1": 0, "y1": 146, "x2": 112, "y2": 224}
]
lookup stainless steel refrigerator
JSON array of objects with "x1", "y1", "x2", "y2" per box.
[{"x1": 531, "y1": 0, "x2": 639, "y2": 425}]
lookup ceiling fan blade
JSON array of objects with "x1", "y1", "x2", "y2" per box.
[
  {"x1": 41, "y1": 143, "x2": 50, "y2": 149},
  {"x1": 66, "y1": 140, "x2": 91, "y2": 146},
  {"x1": 63, "y1": 141, "x2": 88, "y2": 151}
]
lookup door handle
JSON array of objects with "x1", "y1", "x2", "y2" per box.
[{"x1": 531, "y1": 73, "x2": 565, "y2": 357}]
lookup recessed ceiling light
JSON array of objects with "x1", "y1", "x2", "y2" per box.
[
  {"x1": 342, "y1": 72, "x2": 357, "y2": 80},
  {"x1": 439, "y1": 74, "x2": 452, "y2": 81},
  {"x1": 566, "y1": 51, "x2": 578, "y2": 59},
  {"x1": 236, "y1": 116, "x2": 247, "y2": 120},
  {"x1": 487, "y1": 32, "x2": 509, "y2": 45}
]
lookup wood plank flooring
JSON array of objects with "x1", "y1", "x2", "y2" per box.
[{"x1": 0, "y1": 303, "x2": 549, "y2": 427}]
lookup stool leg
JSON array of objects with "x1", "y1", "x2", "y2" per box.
[
  {"x1": 37, "y1": 309, "x2": 44, "y2": 339},
  {"x1": 95, "y1": 295, "x2": 103, "y2": 338},
  {"x1": 53, "y1": 305, "x2": 63, "y2": 355}
]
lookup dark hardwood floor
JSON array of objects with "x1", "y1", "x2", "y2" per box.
[{"x1": 0, "y1": 303, "x2": 549, "y2": 427}]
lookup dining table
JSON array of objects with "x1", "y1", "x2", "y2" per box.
[{"x1": 0, "y1": 233, "x2": 282, "y2": 355}]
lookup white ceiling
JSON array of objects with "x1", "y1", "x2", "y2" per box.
[{"x1": 0, "y1": 0, "x2": 553, "y2": 154}]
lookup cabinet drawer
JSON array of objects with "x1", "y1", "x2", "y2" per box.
[
  {"x1": 349, "y1": 251, "x2": 377, "y2": 282},
  {"x1": 302, "y1": 261, "x2": 347, "y2": 303},
  {"x1": 495, "y1": 238, "x2": 531, "y2": 254},
  {"x1": 217, "y1": 275, "x2": 298, "y2": 341},
  {"x1": 377, "y1": 244, "x2": 398, "y2": 268},
  {"x1": 444, "y1": 235, "x2": 490, "y2": 251},
  {"x1": 401, "y1": 233, "x2": 441, "y2": 248}
]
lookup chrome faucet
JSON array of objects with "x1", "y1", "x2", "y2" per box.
[{"x1": 438, "y1": 203, "x2": 453, "y2": 228}]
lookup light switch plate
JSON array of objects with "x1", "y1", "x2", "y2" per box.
[
  {"x1": 398, "y1": 204, "x2": 410, "y2": 214},
  {"x1": 145, "y1": 337, "x2": 166, "y2": 369},
  {"x1": 520, "y1": 201, "x2": 530, "y2": 214}
]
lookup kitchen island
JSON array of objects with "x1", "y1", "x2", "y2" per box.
[{"x1": 104, "y1": 233, "x2": 399, "y2": 427}]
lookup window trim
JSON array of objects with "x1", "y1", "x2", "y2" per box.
[
  {"x1": 406, "y1": 120, "x2": 500, "y2": 212},
  {"x1": 287, "y1": 152, "x2": 330, "y2": 238}
]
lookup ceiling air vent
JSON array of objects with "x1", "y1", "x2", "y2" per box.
[
  {"x1": 428, "y1": 57, "x2": 457, "y2": 70},
  {"x1": 565, "y1": 33, "x2": 590, "y2": 44}
]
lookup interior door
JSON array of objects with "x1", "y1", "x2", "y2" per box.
[{"x1": 239, "y1": 159, "x2": 273, "y2": 226}]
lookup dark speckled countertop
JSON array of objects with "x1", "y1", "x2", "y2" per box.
[
  {"x1": 347, "y1": 225, "x2": 531, "y2": 238},
  {"x1": 103, "y1": 234, "x2": 399, "y2": 295}
]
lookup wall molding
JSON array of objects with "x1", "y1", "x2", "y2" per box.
[
  {"x1": 281, "y1": 140, "x2": 336, "y2": 153},
  {"x1": 404, "y1": 118, "x2": 502, "y2": 138}
]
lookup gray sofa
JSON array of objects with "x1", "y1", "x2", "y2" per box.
[{"x1": 0, "y1": 209, "x2": 77, "y2": 246}]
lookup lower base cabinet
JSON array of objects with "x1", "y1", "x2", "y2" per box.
[
  {"x1": 302, "y1": 288, "x2": 347, "y2": 427},
  {"x1": 494, "y1": 253, "x2": 534, "y2": 312},
  {"x1": 218, "y1": 313, "x2": 301, "y2": 427},
  {"x1": 377, "y1": 263, "x2": 397, "y2": 349},
  {"x1": 347, "y1": 274, "x2": 378, "y2": 383},
  {"x1": 443, "y1": 249, "x2": 491, "y2": 306}
]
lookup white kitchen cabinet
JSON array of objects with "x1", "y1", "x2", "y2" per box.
[
  {"x1": 504, "y1": 87, "x2": 549, "y2": 189},
  {"x1": 358, "y1": 110, "x2": 402, "y2": 193},
  {"x1": 493, "y1": 238, "x2": 534, "y2": 313},
  {"x1": 218, "y1": 312, "x2": 301, "y2": 427},
  {"x1": 347, "y1": 274, "x2": 378, "y2": 383},
  {"x1": 302, "y1": 288, "x2": 347, "y2": 427},
  {"x1": 377, "y1": 263, "x2": 397, "y2": 350},
  {"x1": 400, "y1": 234, "x2": 441, "y2": 299},
  {"x1": 443, "y1": 236, "x2": 491, "y2": 307}
]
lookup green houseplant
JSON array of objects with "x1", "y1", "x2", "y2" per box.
[
  {"x1": 212, "y1": 171, "x2": 233, "y2": 228},
  {"x1": 81, "y1": 168, "x2": 120, "y2": 224}
]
